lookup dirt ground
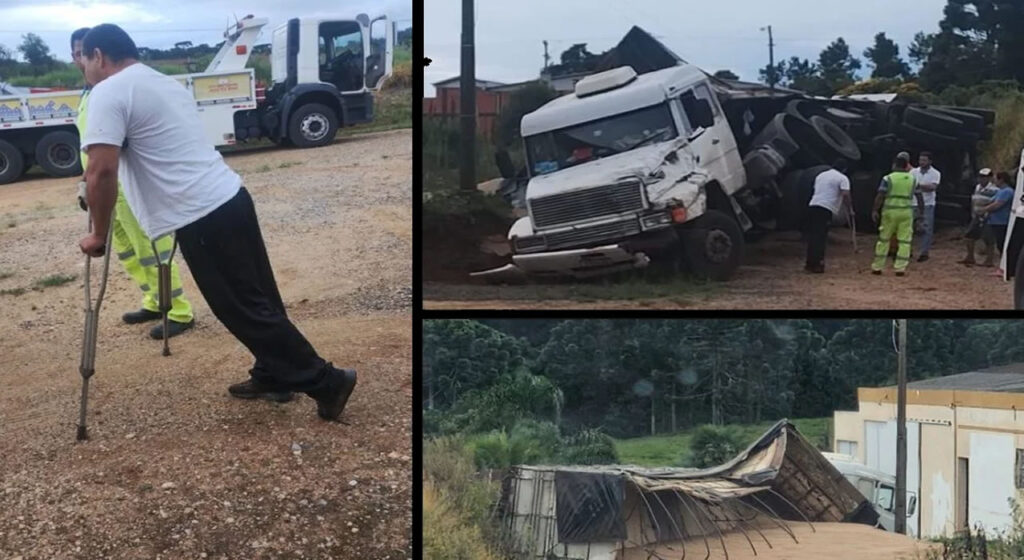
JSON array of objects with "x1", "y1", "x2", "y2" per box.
[
  {"x1": 424, "y1": 225, "x2": 1015, "y2": 310},
  {"x1": 0, "y1": 130, "x2": 411, "y2": 558},
  {"x1": 623, "y1": 522, "x2": 937, "y2": 560}
]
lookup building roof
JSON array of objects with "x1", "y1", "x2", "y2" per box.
[
  {"x1": 905, "y1": 363, "x2": 1024, "y2": 393},
  {"x1": 432, "y1": 76, "x2": 507, "y2": 89}
]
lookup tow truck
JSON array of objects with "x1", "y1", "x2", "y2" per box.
[{"x1": 0, "y1": 12, "x2": 396, "y2": 184}]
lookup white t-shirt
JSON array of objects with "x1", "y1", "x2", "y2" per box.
[
  {"x1": 81, "y1": 63, "x2": 241, "y2": 239},
  {"x1": 808, "y1": 168, "x2": 851, "y2": 216},
  {"x1": 911, "y1": 166, "x2": 941, "y2": 208}
]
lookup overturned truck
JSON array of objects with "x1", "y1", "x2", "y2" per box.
[
  {"x1": 476, "y1": 27, "x2": 993, "y2": 282},
  {"x1": 499, "y1": 421, "x2": 878, "y2": 560}
]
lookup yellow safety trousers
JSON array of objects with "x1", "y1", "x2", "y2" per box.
[
  {"x1": 79, "y1": 89, "x2": 193, "y2": 323},
  {"x1": 872, "y1": 209, "x2": 914, "y2": 272}
]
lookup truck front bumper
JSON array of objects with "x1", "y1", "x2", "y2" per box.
[{"x1": 471, "y1": 244, "x2": 654, "y2": 283}]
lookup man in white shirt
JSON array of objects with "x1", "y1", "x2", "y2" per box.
[
  {"x1": 77, "y1": 24, "x2": 357, "y2": 421},
  {"x1": 910, "y1": 152, "x2": 941, "y2": 262},
  {"x1": 805, "y1": 159, "x2": 851, "y2": 273}
]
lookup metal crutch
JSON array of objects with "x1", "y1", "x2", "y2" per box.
[
  {"x1": 77, "y1": 210, "x2": 114, "y2": 442},
  {"x1": 151, "y1": 235, "x2": 179, "y2": 357},
  {"x1": 849, "y1": 207, "x2": 859, "y2": 253}
]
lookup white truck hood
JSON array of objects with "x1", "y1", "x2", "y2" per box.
[{"x1": 526, "y1": 139, "x2": 697, "y2": 200}]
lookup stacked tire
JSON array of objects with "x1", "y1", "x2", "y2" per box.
[
  {"x1": 896, "y1": 105, "x2": 992, "y2": 149},
  {"x1": 742, "y1": 99, "x2": 863, "y2": 231}
]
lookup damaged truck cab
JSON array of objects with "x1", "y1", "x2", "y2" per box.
[{"x1": 475, "y1": 64, "x2": 751, "y2": 282}]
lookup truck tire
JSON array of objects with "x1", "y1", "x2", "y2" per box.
[
  {"x1": 776, "y1": 170, "x2": 804, "y2": 231},
  {"x1": 743, "y1": 146, "x2": 785, "y2": 184},
  {"x1": 931, "y1": 107, "x2": 985, "y2": 131},
  {"x1": 785, "y1": 99, "x2": 828, "y2": 124},
  {"x1": 749, "y1": 113, "x2": 800, "y2": 158},
  {"x1": 0, "y1": 139, "x2": 25, "y2": 185},
  {"x1": 679, "y1": 209, "x2": 744, "y2": 281},
  {"x1": 809, "y1": 116, "x2": 861, "y2": 161},
  {"x1": 35, "y1": 131, "x2": 82, "y2": 177},
  {"x1": 903, "y1": 106, "x2": 963, "y2": 137},
  {"x1": 287, "y1": 103, "x2": 339, "y2": 148},
  {"x1": 896, "y1": 122, "x2": 959, "y2": 149}
]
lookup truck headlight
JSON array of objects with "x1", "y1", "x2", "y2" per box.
[
  {"x1": 514, "y1": 235, "x2": 546, "y2": 252},
  {"x1": 641, "y1": 212, "x2": 673, "y2": 229}
]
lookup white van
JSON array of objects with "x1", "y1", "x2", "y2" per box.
[{"x1": 822, "y1": 452, "x2": 918, "y2": 535}]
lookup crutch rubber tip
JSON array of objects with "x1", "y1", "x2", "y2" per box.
[
  {"x1": 162, "y1": 348, "x2": 170, "y2": 357},
  {"x1": 76, "y1": 425, "x2": 88, "y2": 441}
]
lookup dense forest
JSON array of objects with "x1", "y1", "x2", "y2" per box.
[{"x1": 424, "y1": 319, "x2": 1024, "y2": 439}]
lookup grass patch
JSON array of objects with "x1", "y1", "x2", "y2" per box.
[
  {"x1": 34, "y1": 273, "x2": 77, "y2": 288},
  {"x1": 614, "y1": 417, "x2": 832, "y2": 467},
  {"x1": 252, "y1": 164, "x2": 272, "y2": 173},
  {"x1": 0, "y1": 271, "x2": 13, "y2": 280},
  {"x1": 340, "y1": 88, "x2": 411, "y2": 136},
  {"x1": 0, "y1": 287, "x2": 26, "y2": 296},
  {"x1": 278, "y1": 161, "x2": 302, "y2": 169}
]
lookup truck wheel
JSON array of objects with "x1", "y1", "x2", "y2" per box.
[
  {"x1": 35, "y1": 131, "x2": 82, "y2": 177},
  {"x1": 287, "y1": 103, "x2": 339, "y2": 148},
  {"x1": 679, "y1": 209, "x2": 744, "y2": 281},
  {"x1": 0, "y1": 139, "x2": 25, "y2": 185},
  {"x1": 896, "y1": 123, "x2": 959, "y2": 149},
  {"x1": 931, "y1": 107, "x2": 985, "y2": 132},
  {"x1": 903, "y1": 106, "x2": 963, "y2": 137},
  {"x1": 809, "y1": 116, "x2": 861, "y2": 161}
]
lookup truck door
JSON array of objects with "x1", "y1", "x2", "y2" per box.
[
  {"x1": 364, "y1": 16, "x2": 395, "y2": 90},
  {"x1": 317, "y1": 20, "x2": 365, "y2": 93},
  {"x1": 678, "y1": 82, "x2": 744, "y2": 194}
]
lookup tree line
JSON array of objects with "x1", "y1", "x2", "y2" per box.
[
  {"x1": 424, "y1": 319, "x2": 1024, "y2": 439},
  {"x1": 543, "y1": 0, "x2": 1024, "y2": 98}
]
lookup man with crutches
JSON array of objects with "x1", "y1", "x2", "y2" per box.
[
  {"x1": 71, "y1": 27, "x2": 194, "y2": 341},
  {"x1": 77, "y1": 24, "x2": 355, "y2": 429}
]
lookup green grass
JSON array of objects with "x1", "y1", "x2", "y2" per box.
[
  {"x1": 0, "y1": 287, "x2": 26, "y2": 297},
  {"x1": 340, "y1": 88, "x2": 411, "y2": 136},
  {"x1": 614, "y1": 417, "x2": 832, "y2": 467},
  {"x1": 34, "y1": 273, "x2": 77, "y2": 288},
  {"x1": 278, "y1": 161, "x2": 302, "y2": 169},
  {"x1": 0, "y1": 271, "x2": 13, "y2": 280}
]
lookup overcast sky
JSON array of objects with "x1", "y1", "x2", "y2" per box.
[
  {"x1": 0, "y1": 0, "x2": 411, "y2": 64},
  {"x1": 425, "y1": 0, "x2": 947, "y2": 97}
]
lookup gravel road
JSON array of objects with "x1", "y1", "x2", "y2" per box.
[{"x1": 0, "y1": 129, "x2": 411, "y2": 559}]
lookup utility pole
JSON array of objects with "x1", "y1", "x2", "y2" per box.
[
  {"x1": 459, "y1": 0, "x2": 477, "y2": 191},
  {"x1": 543, "y1": 40, "x2": 550, "y2": 69},
  {"x1": 761, "y1": 25, "x2": 776, "y2": 95},
  {"x1": 895, "y1": 319, "x2": 908, "y2": 535}
]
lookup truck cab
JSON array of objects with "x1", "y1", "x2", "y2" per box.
[
  {"x1": 262, "y1": 14, "x2": 394, "y2": 146},
  {"x1": 823, "y1": 453, "x2": 918, "y2": 536},
  {"x1": 476, "y1": 64, "x2": 750, "y2": 283}
]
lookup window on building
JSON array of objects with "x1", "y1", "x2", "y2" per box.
[
  {"x1": 837, "y1": 440, "x2": 858, "y2": 457},
  {"x1": 1016, "y1": 449, "x2": 1024, "y2": 489}
]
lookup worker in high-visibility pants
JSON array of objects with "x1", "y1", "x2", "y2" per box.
[
  {"x1": 871, "y1": 153, "x2": 925, "y2": 276},
  {"x1": 72, "y1": 27, "x2": 194, "y2": 339}
]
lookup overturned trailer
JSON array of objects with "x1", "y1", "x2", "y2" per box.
[
  {"x1": 480, "y1": 26, "x2": 993, "y2": 283},
  {"x1": 498, "y1": 421, "x2": 878, "y2": 560}
]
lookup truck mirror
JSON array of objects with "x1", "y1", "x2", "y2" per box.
[{"x1": 495, "y1": 150, "x2": 514, "y2": 179}]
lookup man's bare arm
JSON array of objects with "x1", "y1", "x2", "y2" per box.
[{"x1": 84, "y1": 144, "x2": 120, "y2": 238}]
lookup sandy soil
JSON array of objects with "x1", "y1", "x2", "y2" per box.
[
  {"x1": 424, "y1": 226, "x2": 1014, "y2": 310},
  {"x1": 0, "y1": 130, "x2": 412, "y2": 559},
  {"x1": 621, "y1": 522, "x2": 937, "y2": 560}
]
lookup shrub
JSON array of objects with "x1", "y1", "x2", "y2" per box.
[
  {"x1": 559, "y1": 428, "x2": 619, "y2": 465},
  {"x1": 423, "y1": 480, "x2": 500, "y2": 560},
  {"x1": 688, "y1": 425, "x2": 746, "y2": 468}
]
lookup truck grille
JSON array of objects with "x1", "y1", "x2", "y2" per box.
[
  {"x1": 546, "y1": 219, "x2": 641, "y2": 250},
  {"x1": 530, "y1": 181, "x2": 645, "y2": 229},
  {"x1": 514, "y1": 219, "x2": 640, "y2": 253}
]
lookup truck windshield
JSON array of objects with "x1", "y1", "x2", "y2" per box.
[{"x1": 524, "y1": 102, "x2": 677, "y2": 176}]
